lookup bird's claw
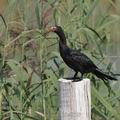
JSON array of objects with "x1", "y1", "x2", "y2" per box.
[
  {"x1": 64, "y1": 77, "x2": 79, "y2": 80},
  {"x1": 64, "y1": 77, "x2": 83, "y2": 82},
  {"x1": 73, "y1": 77, "x2": 83, "y2": 82}
]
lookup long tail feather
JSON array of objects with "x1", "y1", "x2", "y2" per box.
[{"x1": 92, "y1": 68, "x2": 117, "y2": 80}]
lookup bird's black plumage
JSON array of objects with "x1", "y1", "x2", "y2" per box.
[{"x1": 47, "y1": 26, "x2": 117, "y2": 81}]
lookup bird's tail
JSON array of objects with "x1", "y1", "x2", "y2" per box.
[{"x1": 92, "y1": 68, "x2": 117, "y2": 80}]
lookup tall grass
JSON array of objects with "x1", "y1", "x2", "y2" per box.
[{"x1": 0, "y1": 0, "x2": 120, "y2": 120}]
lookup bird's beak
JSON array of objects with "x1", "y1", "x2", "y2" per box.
[{"x1": 44, "y1": 26, "x2": 57, "y2": 35}]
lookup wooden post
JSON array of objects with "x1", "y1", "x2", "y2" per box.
[{"x1": 58, "y1": 78, "x2": 91, "y2": 120}]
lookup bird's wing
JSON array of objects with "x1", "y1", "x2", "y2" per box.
[{"x1": 69, "y1": 49, "x2": 97, "y2": 69}]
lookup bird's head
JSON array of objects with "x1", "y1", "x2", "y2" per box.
[
  {"x1": 45, "y1": 25, "x2": 66, "y2": 44},
  {"x1": 45, "y1": 25, "x2": 63, "y2": 34}
]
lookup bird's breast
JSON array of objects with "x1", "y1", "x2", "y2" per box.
[
  {"x1": 59, "y1": 43, "x2": 84, "y2": 72},
  {"x1": 59, "y1": 47, "x2": 77, "y2": 69}
]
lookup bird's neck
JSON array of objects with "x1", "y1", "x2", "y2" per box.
[
  {"x1": 58, "y1": 34, "x2": 69, "y2": 53},
  {"x1": 55, "y1": 30, "x2": 69, "y2": 55},
  {"x1": 59, "y1": 39, "x2": 70, "y2": 57},
  {"x1": 56, "y1": 31, "x2": 67, "y2": 45}
]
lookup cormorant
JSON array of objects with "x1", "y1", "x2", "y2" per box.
[{"x1": 46, "y1": 26, "x2": 117, "y2": 81}]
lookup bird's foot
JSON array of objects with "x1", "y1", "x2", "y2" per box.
[
  {"x1": 73, "y1": 78, "x2": 83, "y2": 82},
  {"x1": 72, "y1": 76, "x2": 83, "y2": 82},
  {"x1": 64, "y1": 77, "x2": 79, "y2": 81},
  {"x1": 64, "y1": 76, "x2": 83, "y2": 82}
]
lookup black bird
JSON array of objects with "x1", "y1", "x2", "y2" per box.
[{"x1": 46, "y1": 26, "x2": 117, "y2": 81}]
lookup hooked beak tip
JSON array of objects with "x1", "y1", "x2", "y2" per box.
[
  {"x1": 45, "y1": 26, "x2": 57, "y2": 32},
  {"x1": 44, "y1": 28, "x2": 51, "y2": 36},
  {"x1": 44, "y1": 26, "x2": 57, "y2": 36},
  {"x1": 44, "y1": 27, "x2": 52, "y2": 34}
]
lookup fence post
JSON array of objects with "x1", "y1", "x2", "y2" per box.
[{"x1": 58, "y1": 78, "x2": 91, "y2": 120}]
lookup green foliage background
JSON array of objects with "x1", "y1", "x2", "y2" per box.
[{"x1": 0, "y1": 0, "x2": 120, "y2": 120}]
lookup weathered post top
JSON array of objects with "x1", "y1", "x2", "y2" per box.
[{"x1": 58, "y1": 78, "x2": 91, "y2": 120}]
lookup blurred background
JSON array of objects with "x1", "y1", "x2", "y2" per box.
[{"x1": 0, "y1": 0, "x2": 120, "y2": 120}]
